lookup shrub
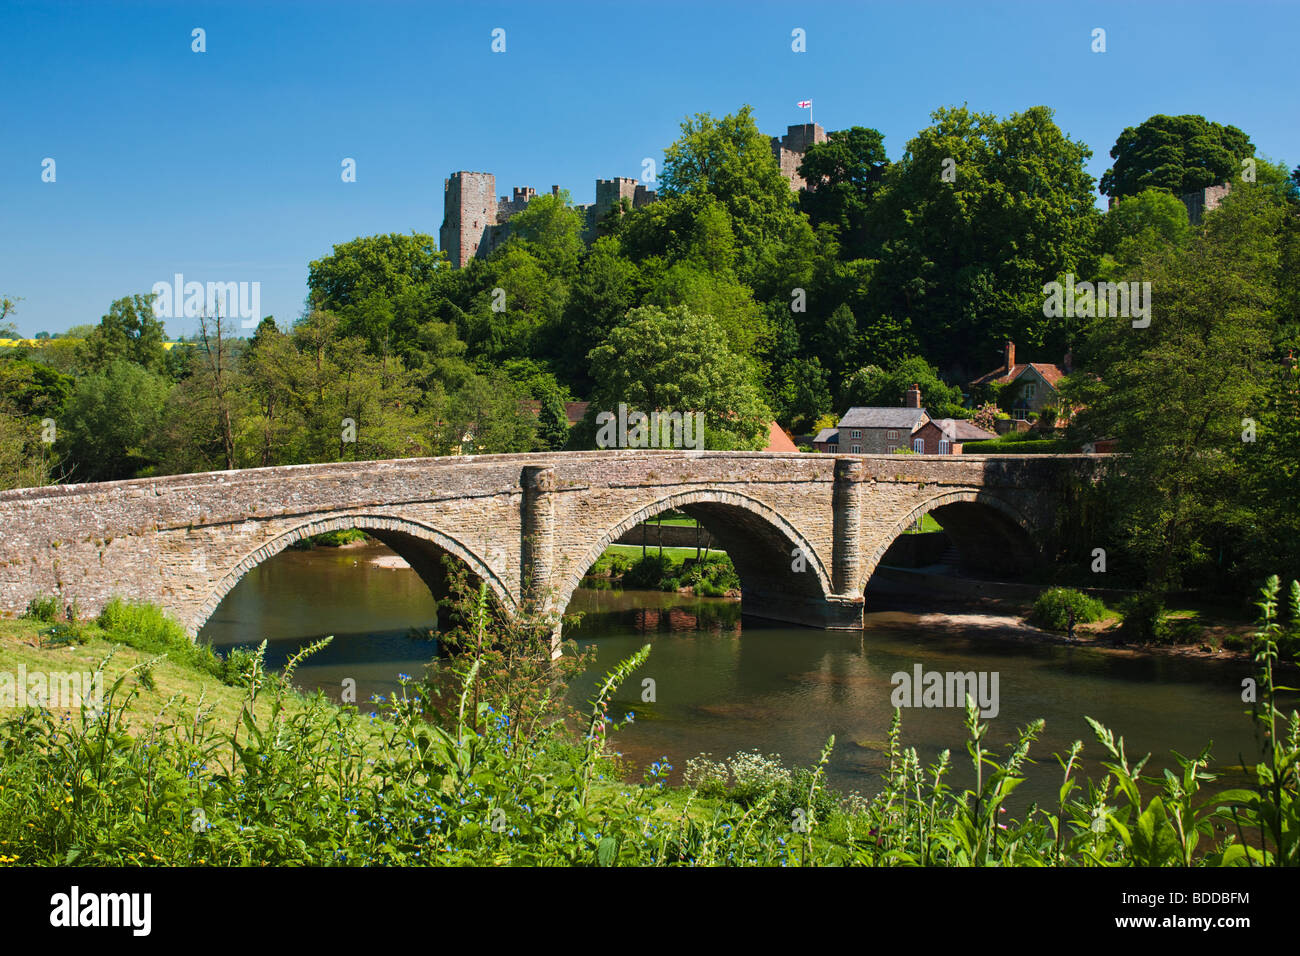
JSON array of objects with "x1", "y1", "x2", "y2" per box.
[
  {"x1": 1028, "y1": 588, "x2": 1108, "y2": 631},
  {"x1": 96, "y1": 597, "x2": 225, "y2": 678},
  {"x1": 622, "y1": 554, "x2": 675, "y2": 589},
  {"x1": 770, "y1": 767, "x2": 841, "y2": 823},
  {"x1": 1117, "y1": 592, "x2": 1171, "y2": 644},
  {"x1": 221, "y1": 645, "x2": 263, "y2": 687},
  {"x1": 22, "y1": 594, "x2": 60, "y2": 623}
]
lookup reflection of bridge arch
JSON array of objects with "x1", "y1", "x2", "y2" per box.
[
  {"x1": 859, "y1": 489, "x2": 1040, "y2": 594},
  {"x1": 554, "y1": 489, "x2": 834, "y2": 626},
  {"x1": 191, "y1": 513, "x2": 512, "y2": 634}
]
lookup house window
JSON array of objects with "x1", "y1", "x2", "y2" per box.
[
  {"x1": 1022, "y1": 383, "x2": 1036, "y2": 401},
  {"x1": 851, "y1": 444, "x2": 862, "y2": 454},
  {"x1": 938, "y1": 439, "x2": 950, "y2": 455},
  {"x1": 913, "y1": 438, "x2": 924, "y2": 454},
  {"x1": 886, "y1": 444, "x2": 896, "y2": 454},
  {"x1": 850, "y1": 430, "x2": 861, "y2": 439},
  {"x1": 887, "y1": 430, "x2": 899, "y2": 440}
]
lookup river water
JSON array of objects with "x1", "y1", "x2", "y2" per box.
[{"x1": 200, "y1": 541, "x2": 1279, "y2": 808}]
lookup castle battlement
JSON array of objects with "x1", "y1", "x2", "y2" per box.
[{"x1": 440, "y1": 122, "x2": 826, "y2": 267}]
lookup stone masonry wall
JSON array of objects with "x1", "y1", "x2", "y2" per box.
[{"x1": 0, "y1": 451, "x2": 1094, "y2": 635}]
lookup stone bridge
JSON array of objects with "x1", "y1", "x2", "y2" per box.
[{"x1": 0, "y1": 451, "x2": 1098, "y2": 636}]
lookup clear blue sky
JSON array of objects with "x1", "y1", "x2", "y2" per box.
[{"x1": 3, "y1": 0, "x2": 1297, "y2": 337}]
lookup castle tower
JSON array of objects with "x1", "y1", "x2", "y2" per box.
[
  {"x1": 440, "y1": 171, "x2": 497, "y2": 269},
  {"x1": 594, "y1": 177, "x2": 638, "y2": 221},
  {"x1": 769, "y1": 123, "x2": 828, "y2": 191}
]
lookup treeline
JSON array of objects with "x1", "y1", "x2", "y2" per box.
[{"x1": 2, "y1": 106, "x2": 1298, "y2": 595}]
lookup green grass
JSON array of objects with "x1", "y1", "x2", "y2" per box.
[
  {"x1": 605, "y1": 543, "x2": 718, "y2": 560},
  {"x1": 903, "y1": 513, "x2": 944, "y2": 534}
]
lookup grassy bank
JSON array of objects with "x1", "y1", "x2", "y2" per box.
[{"x1": 0, "y1": 577, "x2": 1297, "y2": 866}]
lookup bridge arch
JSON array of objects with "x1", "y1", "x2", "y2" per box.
[
  {"x1": 191, "y1": 512, "x2": 515, "y2": 634},
  {"x1": 554, "y1": 489, "x2": 835, "y2": 628},
  {"x1": 858, "y1": 488, "x2": 1041, "y2": 595}
]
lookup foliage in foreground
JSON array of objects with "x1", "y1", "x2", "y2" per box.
[{"x1": 0, "y1": 579, "x2": 1295, "y2": 866}]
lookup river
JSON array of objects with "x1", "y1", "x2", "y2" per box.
[{"x1": 200, "y1": 541, "x2": 1280, "y2": 808}]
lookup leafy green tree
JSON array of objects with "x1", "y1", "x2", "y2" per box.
[
  {"x1": 57, "y1": 360, "x2": 170, "y2": 481},
  {"x1": 0, "y1": 402, "x2": 47, "y2": 490},
  {"x1": 1100, "y1": 114, "x2": 1254, "y2": 200},
  {"x1": 582, "y1": 305, "x2": 772, "y2": 450},
  {"x1": 0, "y1": 359, "x2": 72, "y2": 418},
  {"x1": 307, "y1": 233, "x2": 448, "y2": 353},
  {"x1": 796, "y1": 126, "x2": 889, "y2": 258},
  {"x1": 839, "y1": 355, "x2": 965, "y2": 417},
  {"x1": 79, "y1": 294, "x2": 169, "y2": 375},
  {"x1": 307, "y1": 233, "x2": 446, "y2": 310},
  {"x1": 659, "y1": 106, "x2": 803, "y2": 280},
  {"x1": 1099, "y1": 188, "x2": 1190, "y2": 253},
  {"x1": 1064, "y1": 183, "x2": 1284, "y2": 589},
  {"x1": 556, "y1": 236, "x2": 643, "y2": 392},
  {"x1": 499, "y1": 191, "x2": 585, "y2": 277},
  {"x1": 868, "y1": 105, "x2": 1100, "y2": 370},
  {"x1": 1237, "y1": 359, "x2": 1300, "y2": 586},
  {"x1": 773, "y1": 356, "x2": 833, "y2": 435}
]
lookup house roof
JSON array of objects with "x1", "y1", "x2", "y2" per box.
[
  {"x1": 764, "y1": 421, "x2": 799, "y2": 452},
  {"x1": 925, "y1": 418, "x2": 998, "y2": 442},
  {"x1": 838, "y1": 407, "x2": 929, "y2": 429},
  {"x1": 970, "y1": 362, "x2": 1066, "y2": 389},
  {"x1": 564, "y1": 401, "x2": 590, "y2": 426},
  {"x1": 812, "y1": 428, "x2": 839, "y2": 444}
]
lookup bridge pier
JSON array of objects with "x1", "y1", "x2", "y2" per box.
[
  {"x1": 832, "y1": 457, "x2": 866, "y2": 598},
  {"x1": 521, "y1": 464, "x2": 555, "y2": 613}
]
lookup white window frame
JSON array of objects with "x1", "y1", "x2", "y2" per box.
[
  {"x1": 886, "y1": 444, "x2": 896, "y2": 454},
  {"x1": 886, "y1": 429, "x2": 899, "y2": 440},
  {"x1": 850, "y1": 444, "x2": 862, "y2": 454},
  {"x1": 938, "y1": 439, "x2": 951, "y2": 455},
  {"x1": 913, "y1": 438, "x2": 924, "y2": 454},
  {"x1": 850, "y1": 429, "x2": 861, "y2": 439}
]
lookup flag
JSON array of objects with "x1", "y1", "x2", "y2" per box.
[{"x1": 797, "y1": 100, "x2": 812, "y2": 108}]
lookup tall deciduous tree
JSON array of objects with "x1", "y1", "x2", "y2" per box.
[
  {"x1": 659, "y1": 106, "x2": 802, "y2": 280},
  {"x1": 583, "y1": 305, "x2": 772, "y2": 450},
  {"x1": 867, "y1": 105, "x2": 1100, "y2": 373},
  {"x1": 1064, "y1": 183, "x2": 1284, "y2": 589},
  {"x1": 796, "y1": 126, "x2": 889, "y2": 258},
  {"x1": 1100, "y1": 114, "x2": 1254, "y2": 200}
]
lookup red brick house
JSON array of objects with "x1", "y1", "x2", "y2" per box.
[{"x1": 912, "y1": 418, "x2": 997, "y2": 454}]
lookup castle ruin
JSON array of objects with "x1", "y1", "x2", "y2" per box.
[{"x1": 439, "y1": 122, "x2": 827, "y2": 268}]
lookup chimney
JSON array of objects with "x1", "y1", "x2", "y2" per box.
[
  {"x1": 1063, "y1": 348, "x2": 1073, "y2": 373},
  {"x1": 905, "y1": 383, "x2": 922, "y2": 409},
  {"x1": 552, "y1": 185, "x2": 559, "y2": 196},
  {"x1": 1004, "y1": 341, "x2": 1016, "y2": 371}
]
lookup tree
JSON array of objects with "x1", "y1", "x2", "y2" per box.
[
  {"x1": 582, "y1": 305, "x2": 772, "y2": 450},
  {"x1": 659, "y1": 106, "x2": 803, "y2": 280},
  {"x1": 498, "y1": 192, "x2": 585, "y2": 277},
  {"x1": 839, "y1": 355, "x2": 965, "y2": 417},
  {"x1": 1100, "y1": 114, "x2": 1254, "y2": 200},
  {"x1": 867, "y1": 105, "x2": 1100, "y2": 372},
  {"x1": 796, "y1": 126, "x2": 889, "y2": 258},
  {"x1": 556, "y1": 236, "x2": 643, "y2": 392},
  {"x1": 79, "y1": 294, "x2": 169, "y2": 374},
  {"x1": 1099, "y1": 187, "x2": 1190, "y2": 254},
  {"x1": 306, "y1": 233, "x2": 449, "y2": 353},
  {"x1": 57, "y1": 360, "x2": 170, "y2": 481},
  {"x1": 307, "y1": 232, "x2": 446, "y2": 310},
  {"x1": 1064, "y1": 182, "x2": 1284, "y2": 590}
]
